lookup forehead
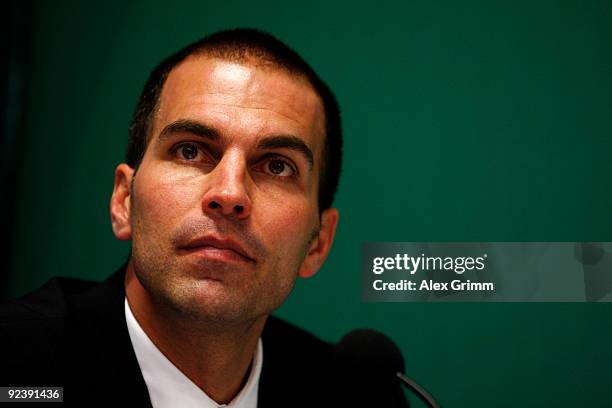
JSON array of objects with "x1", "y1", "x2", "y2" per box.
[{"x1": 153, "y1": 55, "x2": 326, "y2": 151}]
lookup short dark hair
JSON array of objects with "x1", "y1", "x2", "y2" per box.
[{"x1": 126, "y1": 28, "x2": 342, "y2": 211}]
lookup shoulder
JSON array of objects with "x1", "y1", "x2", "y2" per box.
[
  {"x1": 0, "y1": 270, "x2": 127, "y2": 385},
  {"x1": 259, "y1": 316, "x2": 409, "y2": 408},
  {"x1": 260, "y1": 315, "x2": 334, "y2": 377},
  {"x1": 262, "y1": 315, "x2": 333, "y2": 355},
  {"x1": 0, "y1": 276, "x2": 105, "y2": 353},
  {"x1": 1, "y1": 276, "x2": 100, "y2": 320},
  {"x1": 0, "y1": 277, "x2": 89, "y2": 383},
  {"x1": 257, "y1": 316, "x2": 335, "y2": 406}
]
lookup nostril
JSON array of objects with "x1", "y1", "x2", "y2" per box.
[{"x1": 206, "y1": 200, "x2": 248, "y2": 216}]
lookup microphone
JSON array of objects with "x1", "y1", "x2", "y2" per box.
[{"x1": 335, "y1": 329, "x2": 441, "y2": 408}]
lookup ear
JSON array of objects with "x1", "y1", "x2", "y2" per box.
[
  {"x1": 298, "y1": 208, "x2": 339, "y2": 278},
  {"x1": 110, "y1": 163, "x2": 135, "y2": 240}
]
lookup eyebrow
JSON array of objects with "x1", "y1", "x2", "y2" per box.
[
  {"x1": 158, "y1": 119, "x2": 315, "y2": 170},
  {"x1": 158, "y1": 119, "x2": 221, "y2": 142}
]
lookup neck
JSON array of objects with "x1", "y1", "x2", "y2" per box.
[{"x1": 124, "y1": 262, "x2": 266, "y2": 404}]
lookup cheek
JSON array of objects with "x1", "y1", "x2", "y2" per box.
[
  {"x1": 256, "y1": 196, "x2": 317, "y2": 252},
  {"x1": 134, "y1": 166, "x2": 205, "y2": 227}
]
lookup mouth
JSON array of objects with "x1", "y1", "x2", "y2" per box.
[{"x1": 179, "y1": 236, "x2": 255, "y2": 263}]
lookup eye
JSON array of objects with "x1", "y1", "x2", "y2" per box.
[
  {"x1": 174, "y1": 143, "x2": 203, "y2": 161},
  {"x1": 262, "y1": 158, "x2": 295, "y2": 178}
]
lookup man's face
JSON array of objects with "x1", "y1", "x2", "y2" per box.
[{"x1": 111, "y1": 56, "x2": 338, "y2": 325}]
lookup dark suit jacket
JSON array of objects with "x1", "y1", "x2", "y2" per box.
[{"x1": 1, "y1": 266, "x2": 408, "y2": 407}]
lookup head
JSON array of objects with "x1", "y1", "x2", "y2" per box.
[
  {"x1": 127, "y1": 29, "x2": 342, "y2": 213},
  {"x1": 110, "y1": 29, "x2": 342, "y2": 326}
]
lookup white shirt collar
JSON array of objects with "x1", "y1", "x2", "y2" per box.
[{"x1": 124, "y1": 298, "x2": 262, "y2": 408}]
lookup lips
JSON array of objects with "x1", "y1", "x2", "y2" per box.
[{"x1": 180, "y1": 235, "x2": 255, "y2": 263}]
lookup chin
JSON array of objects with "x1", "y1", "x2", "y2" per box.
[{"x1": 164, "y1": 280, "x2": 261, "y2": 324}]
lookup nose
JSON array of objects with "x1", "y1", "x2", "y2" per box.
[{"x1": 202, "y1": 150, "x2": 252, "y2": 220}]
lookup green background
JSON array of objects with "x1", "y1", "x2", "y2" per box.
[{"x1": 7, "y1": 0, "x2": 612, "y2": 406}]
